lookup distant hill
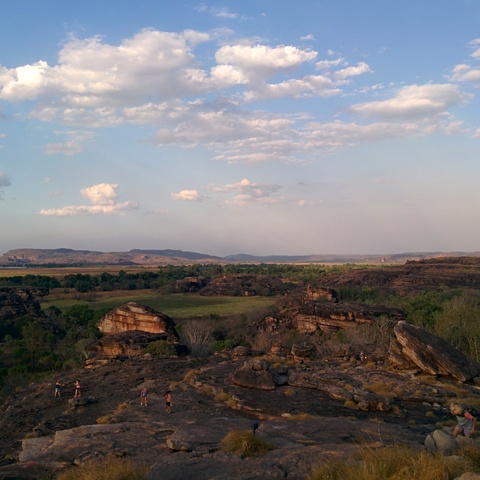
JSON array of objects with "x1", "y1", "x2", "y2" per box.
[{"x1": 0, "y1": 248, "x2": 479, "y2": 267}]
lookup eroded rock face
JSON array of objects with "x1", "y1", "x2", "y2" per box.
[
  {"x1": 0, "y1": 286, "x2": 48, "y2": 321},
  {"x1": 392, "y1": 321, "x2": 480, "y2": 382},
  {"x1": 93, "y1": 331, "x2": 181, "y2": 357},
  {"x1": 258, "y1": 301, "x2": 405, "y2": 334},
  {"x1": 97, "y1": 302, "x2": 179, "y2": 338}
]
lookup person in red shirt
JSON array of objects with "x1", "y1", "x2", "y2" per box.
[{"x1": 451, "y1": 402, "x2": 476, "y2": 438}]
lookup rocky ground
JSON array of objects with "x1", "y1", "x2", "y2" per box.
[{"x1": 1, "y1": 351, "x2": 477, "y2": 480}]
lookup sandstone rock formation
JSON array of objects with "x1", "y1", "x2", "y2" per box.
[
  {"x1": 258, "y1": 300, "x2": 406, "y2": 334},
  {"x1": 391, "y1": 321, "x2": 480, "y2": 382},
  {"x1": 0, "y1": 286, "x2": 47, "y2": 321},
  {"x1": 97, "y1": 302, "x2": 179, "y2": 338}
]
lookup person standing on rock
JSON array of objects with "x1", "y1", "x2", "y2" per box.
[
  {"x1": 74, "y1": 379, "x2": 81, "y2": 398},
  {"x1": 451, "y1": 402, "x2": 476, "y2": 438},
  {"x1": 140, "y1": 387, "x2": 148, "y2": 406},
  {"x1": 54, "y1": 380, "x2": 62, "y2": 397},
  {"x1": 164, "y1": 390, "x2": 172, "y2": 413}
]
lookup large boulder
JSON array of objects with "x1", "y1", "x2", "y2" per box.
[
  {"x1": 424, "y1": 428, "x2": 457, "y2": 455},
  {"x1": 230, "y1": 359, "x2": 276, "y2": 390},
  {"x1": 97, "y1": 302, "x2": 179, "y2": 338},
  {"x1": 392, "y1": 321, "x2": 480, "y2": 381}
]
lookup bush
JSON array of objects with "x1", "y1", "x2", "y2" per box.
[
  {"x1": 56, "y1": 457, "x2": 149, "y2": 480},
  {"x1": 220, "y1": 429, "x2": 273, "y2": 456},
  {"x1": 142, "y1": 340, "x2": 176, "y2": 357},
  {"x1": 181, "y1": 319, "x2": 214, "y2": 357}
]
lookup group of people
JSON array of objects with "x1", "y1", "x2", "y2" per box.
[
  {"x1": 54, "y1": 379, "x2": 172, "y2": 412},
  {"x1": 140, "y1": 387, "x2": 172, "y2": 413},
  {"x1": 54, "y1": 379, "x2": 81, "y2": 398}
]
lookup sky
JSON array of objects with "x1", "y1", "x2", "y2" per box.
[{"x1": 0, "y1": 0, "x2": 479, "y2": 257}]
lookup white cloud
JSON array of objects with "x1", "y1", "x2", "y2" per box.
[
  {"x1": 39, "y1": 183, "x2": 138, "y2": 215},
  {"x1": 171, "y1": 189, "x2": 202, "y2": 201},
  {"x1": 81, "y1": 183, "x2": 118, "y2": 205},
  {"x1": 450, "y1": 64, "x2": 480, "y2": 88},
  {"x1": 469, "y1": 38, "x2": 480, "y2": 59},
  {"x1": 212, "y1": 178, "x2": 282, "y2": 205},
  {"x1": 350, "y1": 83, "x2": 472, "y2": 119},
  {"x1": 0, "y1": 28, "x2": 211, "y2": 109},
  {"x1": 244, "y1": 75, "x2": 341, "y2": 100},
  {"x1": 44, "y1": 130, "x2": 95, "y2": 155},
  {"x1": 215, "y1": 44, "x2": 318, "y2": 84},
  {"x1": 315, "y1": 57, "x2": 345, "y2": 70},
  {"x1": 334, "y1": 62, "x2": 371, "y2": 81}
]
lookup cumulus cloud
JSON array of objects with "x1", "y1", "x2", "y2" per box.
[
  {"x1": 171, "y1": 189, "x2": 202, "y2": 201},
  {"x1": 39, "y1": 183, "x2": 138, "y2": 216},
  {"x1": 349, "y1": 84, "x2": 472, "y2": 119},
  {"x1": 214, "y1": 44, "x2": 318, "y2": 84},
  {"x1": 44, "y1": 130, "x2": 95, "y2": 155}
]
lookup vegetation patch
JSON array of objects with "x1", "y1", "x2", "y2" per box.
[
  {"x1": 308, "y1": 444, "x2": 479, "y2": 480},
  {"x1": 56, "y1": 457, "x2": 149, "y2": 480},
  {"x1": 142, "y1": 340, "x2": 176, "y2": 357},
  {"x1": 220, "y1": 429, "x2": 274, "y2": 456}
]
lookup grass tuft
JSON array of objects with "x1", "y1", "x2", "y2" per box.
[
  {"x1": 220, "y1": 429, "x2": 273, "y2": 457},
  {"x1": 56, "y1": 457, "x2": 149, "y2": 480},
  {"x1": 308, "y1": 444, "x2": 478, "y2": 480}
]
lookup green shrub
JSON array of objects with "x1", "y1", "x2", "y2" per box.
[
  {"x1": 142, "y1": 340, "x2": 176, "y2": 357},
  {"x1": 220, "y1": 429, "x2": 273, "y2": 456},
  {"x1": 56, "y1": 457, "x2": 149, "y2": 480}
]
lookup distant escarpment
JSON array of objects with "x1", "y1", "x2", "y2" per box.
[{"x1": 1, "y1": 247, "x2": 480, "y2": 266}]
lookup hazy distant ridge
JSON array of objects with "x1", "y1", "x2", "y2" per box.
[{"x1": 1, "y1": 248, "x2": 479, "y2": 266}]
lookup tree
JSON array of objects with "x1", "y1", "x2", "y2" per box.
[
  {"x1": 434, "y1": 293, "x2": 480, "y2": 360},
  {"x1": 21, "y1": 321, "x2": 46, "y2": 372}
]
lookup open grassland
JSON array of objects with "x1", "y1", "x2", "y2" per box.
[
  {"x1": 42, "y1": 289, "x2": 277, "y2": 319},
  {"x1": 0, "y1": 266, "x2": 159, "y2": 279}
]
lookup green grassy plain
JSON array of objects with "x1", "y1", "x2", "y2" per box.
[{"x1": 42, "y1": 289, "x2": 278, "y2": 319}]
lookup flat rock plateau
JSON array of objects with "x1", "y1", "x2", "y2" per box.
[{"x1": 0, "y1": 351, "x2": 478, "y2": 480}]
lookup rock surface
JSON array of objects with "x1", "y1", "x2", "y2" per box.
[
  {"x1": 0, "y1": 287, "x2": 47, "y2": 321},
  {"x1": 392, "y1": 321, "x2": 480, "y2": 381},
  {"x1": 2, "y1": 352, "x2": 480, "y2": 479}
]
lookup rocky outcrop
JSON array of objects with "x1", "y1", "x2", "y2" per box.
[
  {"x1": 390, "y1": 321, "x2": 480, "y2": 382},
  {"x1": 0, "y1": 286, "x2": 48, "y2": 321},
  {"x1": 93, "y1": 331, "x2": 182, "y2": 357},
  {"x1": 258, "y1": 300, "x2": 405, "y2": 334},
  {"x1": 198, "y1": 274, "x2": 290, "y2": 296},
  {"x1": 311, "y1": 256, "x2": 480, "y2": 295},
  {"x1": 97, "y1": 302, "x2": 179, "y2": 338}
]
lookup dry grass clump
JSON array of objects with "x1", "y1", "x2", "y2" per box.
[
  {"x1": 284, "y1": 387, "x2": 295, "y2": 397},
  {"x1": 344, "y1": 400, "x2": 357, "y2": 409},
  {"x1": 115, "y1": 402, "x2": 129, "y2": 413},
  {"x1": 56, "y1": 457, "x2": 149, "y2": 480},
  {"x1": 183, "y1": 369, "x2": 200, "y2": 382},
  {"x1": 95, "y1": 415, "x2": 112, "y2": 425},
  {"x1": 363, "y1": 381, "x2": 399, "y2": 399},
  {"x1": 220, "y1": 429, "x2": 273, "y2": 457},
  {"x1": 308, "y1": 444, "x2": 478, "y2": 480}
]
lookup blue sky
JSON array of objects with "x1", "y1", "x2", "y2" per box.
[{"x1": 0, "y1": 0, "x2": 479, "y2": 257}]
